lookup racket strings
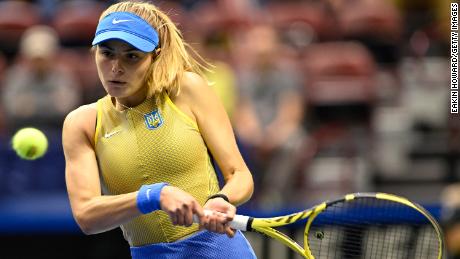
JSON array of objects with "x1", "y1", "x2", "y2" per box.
[{"x1": 306, "y1": 197, "x2": 440, "y2": 259}]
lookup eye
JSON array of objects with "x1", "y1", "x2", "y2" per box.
[
  {"x1": 127, "y1": 53, "x2": 140, "y2": 60},
  {"x1": 100, "y1": 50, "x2": 113, "y2": 58}
]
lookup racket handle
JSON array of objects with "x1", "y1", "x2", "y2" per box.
[{"x1": 193, "y1": 210, "x2": 251, "y2": 231}]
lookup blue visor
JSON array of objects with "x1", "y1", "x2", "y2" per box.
[{"x1": 92, "y1": 12, "x2": 159, "y2": 52}]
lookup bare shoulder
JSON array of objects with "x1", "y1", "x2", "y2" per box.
[
  {"x1": 170, "y1": 72, "x2": 214, "y2": 124},
  {"x1": 177, "y1": 72, "x2": 213, "y2": 103},
  {"x1": 63, "y1": 103, "x2": 97, "y2": 146},
  {"x1": 64, "y1": 103, "x2": 97, "y2": 129}
]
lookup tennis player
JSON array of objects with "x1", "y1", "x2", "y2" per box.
[{"x1": 62, "y1": 1, "x2": 255, "y2": 258}]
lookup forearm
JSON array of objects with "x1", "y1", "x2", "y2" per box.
[
  {"x1": 219, "y1": 169, "x2": 254, "y2": 206},
  {"x1": 74, "y1": 191, "x2": 140, "y2": 235}
]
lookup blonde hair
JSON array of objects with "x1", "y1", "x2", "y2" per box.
[{"x1": 99, "y1": 1, "x2": 210, "y2": 101}]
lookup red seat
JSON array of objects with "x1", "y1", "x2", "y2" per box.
[
  {"x1": 189, "y1": 0, "x2": 258, "y2": 35},
  {"x1": 0, "y1": 1, "x2": 41, "y2": 61},
  {"x1": 338, "y1": 1, "x2": 402, "y2": 43},
  {"x1": 0, "y1": 52, "x2": 7, "y2": 83},
  {"x1": 52, "y1": 0, "x2": 106, "y2": 47},
  {"x1": 303, "y1": 42, "x2": 376, "y2": 105},
  {"x1": 266, "y1": 2, "x2": 339, "y2": 42}
]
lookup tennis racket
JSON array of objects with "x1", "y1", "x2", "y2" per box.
[{"x1": 195, "y1": 192, "x2": 444, "y2": 259}]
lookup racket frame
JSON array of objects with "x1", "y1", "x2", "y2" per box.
[{"x1": 246, "y1": 193, "x2": 444, "y2": 259}]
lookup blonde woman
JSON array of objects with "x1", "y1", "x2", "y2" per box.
[{"x1": 62, "y1": 1, "x2": 255, "y2": 258}]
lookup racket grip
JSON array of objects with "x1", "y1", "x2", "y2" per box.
[{"x1": 193, "y1": 210, "x2": 250, "y2": 231}]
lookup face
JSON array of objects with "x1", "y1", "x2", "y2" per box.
[{"x1": 95, "y1": 40, "x2": 152, "y2": 103}]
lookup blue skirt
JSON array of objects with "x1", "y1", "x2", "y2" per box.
[{"x1": 130, "y1": 230, "x2": 256, "y2": 259}]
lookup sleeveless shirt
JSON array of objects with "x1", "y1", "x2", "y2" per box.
[{"x1": 94, "y1": 94, "x2": 220, "y2": 246}]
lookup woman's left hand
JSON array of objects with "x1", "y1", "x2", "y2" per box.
[{"x1": 202, "y1": 197, "x2": 236, "y2": 238}]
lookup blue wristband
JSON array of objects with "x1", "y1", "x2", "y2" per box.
[{"x1": 136, "y1": 183, "x2": 169, "y2": 214}]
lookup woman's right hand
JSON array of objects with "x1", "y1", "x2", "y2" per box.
[{"x1": 160, "y1": 186, "x2": 205, "y2": 227}]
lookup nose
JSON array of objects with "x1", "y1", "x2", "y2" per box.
[{"x1": 111, "y1": 58, "x2": 124, "y2": 74}]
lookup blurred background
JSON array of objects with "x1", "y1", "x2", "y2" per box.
[{"x1": 0, "y1": 0, "x2": 457, "y2": 258}]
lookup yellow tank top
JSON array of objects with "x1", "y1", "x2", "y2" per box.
[{"x1": 94, "y1": 94, "x2": 220, "y2": 246}]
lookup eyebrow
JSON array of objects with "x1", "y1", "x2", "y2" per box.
[{"x1": 99, "y1": 43, "x2": 139, "y2": 52}]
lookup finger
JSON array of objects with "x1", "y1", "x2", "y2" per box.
[
  {"x1": 172, "y1": 208, "x2": 182, "y2": 225},
  {"x1": 225, "y1": 226, "x2": 235, "y2": 238},
  {"x1": 174, "y1": 212, "x2": 181, "y2": 226},
  {"x1": 207, "y1": 210, "x2": 228, "y2": 223},
  {"x1": 217, "y1": 211, "x2": 230, "y2": 225},
  {"x1": 209, "y1": 216, "x2": 217, "y2": 232},
  {"x1": 192, "y1": 201, "x2": 205, "y2": 222},
  {"x1": 216, "y1": 221, "x2": 225, "y2": 234},
  {"x1": 212, "y1": 209, "x2": 233, "y2": 222},
  {"x1": 200, "y1": 215, "x2": 209, "y2": 230},
  {"x1": 175, "y1": 208, "x2": 184, "y2": 226},
  {"x1": 169, "y1": 211, "x2": 178, "y2": 225},
  {"x1": 225, "y1": 207, "x2": 236, "y2": 221},
  {"x1": 184, "y1": 205, "x2": 194, "y2": 227},
  {"x1": 213, "y1": 212, "x2": 226, "y2": 233},
  {"x1": 192, "y1": 200, "x2": 204, "y2": 217},
  {"x1": 181, "y1": 212, "x2": 189, "y2": 227}
]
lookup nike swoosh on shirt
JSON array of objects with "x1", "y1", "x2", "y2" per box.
[
  {"x1": 104, "y1": 130, "x2": 122, "y2": 139},
  {"x1": 112, "y1": 19, "x2": 133, "y2": 24}
]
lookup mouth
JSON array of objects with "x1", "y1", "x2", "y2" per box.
[
  {"x1": 108, "y1": 80, "x2": 126, "y2": 85},
  {"x1": 106, "y1": 80, "x2": 127, "y2": 89}
]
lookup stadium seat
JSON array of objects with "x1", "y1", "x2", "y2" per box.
[
  {"x1": 337, "y1": 0, "x2": 403, "y2": 65},
  {"x1": 303, "y1": 42, "x2": 376, "y2": 106},
  {"x1": 0, "y1": 1, "x2": 42, "y2": 62},
  {"x1": 266, "y1": 2, "x2": 339, "y2": 43},
  {"x1": 52, "y1": 0, "x2": 106, "y2": 47}
]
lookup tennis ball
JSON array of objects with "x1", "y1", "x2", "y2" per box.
[{"x1": 12, "y1": 127, "x2": 48, "y2": 160}]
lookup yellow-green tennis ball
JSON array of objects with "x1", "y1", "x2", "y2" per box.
[{"x1": 12, "y1": 128, "x2": 48, "y2": 160}]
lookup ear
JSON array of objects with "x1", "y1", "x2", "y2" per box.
[{"x1": 151, "y1": 48, "x2": 161, "y2": 61}]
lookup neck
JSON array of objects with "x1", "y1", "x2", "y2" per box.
[{"x1": 113, "y1": 87, "x2": 148, "y2": 111}]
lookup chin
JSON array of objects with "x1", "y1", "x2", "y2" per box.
[{"x1": 104, "y1": 86, "x2": 126, "y2": 98}]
